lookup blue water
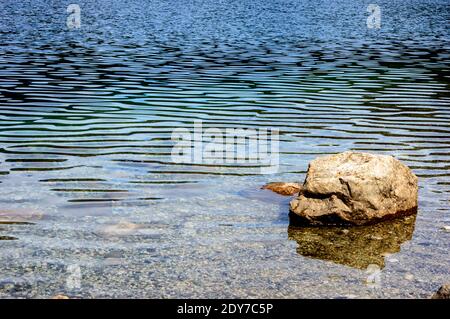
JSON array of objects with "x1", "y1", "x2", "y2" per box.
[{"x1": 0, "y1": 0, "x2": 449, "y2": 298}]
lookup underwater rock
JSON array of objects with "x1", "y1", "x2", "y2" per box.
[
  {"x1": 289, "y1": 151, "x2": 418, "y2": 226},
  {"x1": 0, "y1": 209, "x2": 43, "y2": 223},
  {"x1": 100, "y1": 221, "x2": 141, "y2": 237},
  {"x1": 288, "y1": 214, "x2": 416, "y2": 269},
  {"x1": 99, "y1": 221, "x2": 164, "y2": 239},
  {"x1": 404, "y1": 273, "x2": 414, "y2": 281},
  {"x1": 431, "y1": 284, "x2": 450, "y2": 299},
  {"x1": 262, "y1": 182, "x2": 302, "y2": 196}
]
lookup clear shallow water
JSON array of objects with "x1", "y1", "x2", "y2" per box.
[{"x1": 0, "y1": 0, "x2": 449, "y2": 298}]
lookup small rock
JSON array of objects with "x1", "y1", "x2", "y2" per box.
[
  {"x1": 431, "y1": 284, "x2": 450, "y2": 299},
  {"x1": 387, "y1": 258, "x2": 399, "y2": 263},
  {"x1": 262, "y1": 182, "x2": 302, "y2": 196},
  {"x1": 100, "y1": 221, "x2": 141, "y2": 237},
  {"x1": 52, "y1": 294, "x2": 69, "y2": 299},
  {"x1": 442, "y1": 226, "x2": 450, "y2": 232},
  {"x1": 404, "y1": 274, "x2": 414, "y2": 281},
  {"x1": 103, "y1": 257, "x2": 125, "y2": 266},
  {"x1": 289, "y1": 151, "x2": 418, "y2": 226},
  {"x1": 0, "y1": 209, "x2": 43, "y2": 223}
]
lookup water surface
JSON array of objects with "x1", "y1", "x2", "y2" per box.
[{"x1": 0, "y1": 0, "x2": 449, "y2": 298}]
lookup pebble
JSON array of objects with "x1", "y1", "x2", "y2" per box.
[
  {"x1": 404, "y1": 274, "x2": 414, "y2": 281},
  {"x1": 100, "y1": 221, "x2": 141, "y2": 237},
  {"x1": 387, "y1": 258, "x2": 399, "y2": 263},
  {"x1": 104, "y1": 257, "x2": 125, "y2": 266},
  {"x1": 0, "y1": 209, "x2": 43, "y2": 222}
]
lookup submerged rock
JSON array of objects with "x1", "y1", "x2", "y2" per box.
[
  {"x1": 431, "y1": 284, "x2": 450, "y2": 299},
  {"x1": 289, "y1": 151, "x2": 418, "y2": 226},
  {"x1": 0, "y1": 209, "x2": 43, "y2": 223},
  {"x1": 288, "y1": 214, "x2": 416, "y2": 269},
  {"x1": 99, "y1": 221, "x2": 164, "y2": 239},
  {"x1": 99, "y1": 221, "x2": 141, "y2": 237},
  {"x1": 262, "y1": 182, "x2": 302, "y2": 196}
]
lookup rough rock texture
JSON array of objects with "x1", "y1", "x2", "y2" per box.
[
  {"x1": 262, "y1": 182, "x2": 302, "y2": 196},
  {"x1": 431, "y1": 284, "x2": 450, "y2": 299},
  {"x1": 289, "y1": 151, "x2": 418, "y2": 226}
]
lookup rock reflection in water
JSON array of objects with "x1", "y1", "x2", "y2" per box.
[
  {"x1": 0, "y1": 236, "x2": 17, "y2": 241},
  {"x1": 0, "y1": 211, "x2": 38, "y2": 241},
  {"x1": 0, "y1": 226, "x2": 17, "y2": 240},
  {"x1": 288, "y1": 215, "x2": 416, "y2": 269}
]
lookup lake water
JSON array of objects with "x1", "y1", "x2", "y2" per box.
[{"x1": 0, "y1": 0, "x2": 449, "y2": 298}]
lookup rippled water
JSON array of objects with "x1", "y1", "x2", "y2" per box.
[{"x1": 0, "y1": 0, "x2": 449, "y2": 298}]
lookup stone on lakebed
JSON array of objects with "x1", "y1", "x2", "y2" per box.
[
  {"x1": 288, "y1": 151, "x2": 418, "y2": 226},
  {"x1": 261, "y1": 182, "x2": 302, "y2": 196}
]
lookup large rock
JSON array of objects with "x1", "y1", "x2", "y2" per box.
[{"x1": 289, "y1": 151, "x2": 418, "y2": 226}]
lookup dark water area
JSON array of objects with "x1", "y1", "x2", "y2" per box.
[{"x1": 0, "y1": 0, "x2": 449, "y2": 298}]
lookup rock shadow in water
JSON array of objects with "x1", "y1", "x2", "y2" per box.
[
  {"x1": 288, "y1": 214, "x2": 416, "y2": 269},
  {"x1": 0, "y1": 235, "x2": 17, "y2": 240},
  {"x1": 0, "y1": 209, "x2": 39, "y2": 241}
]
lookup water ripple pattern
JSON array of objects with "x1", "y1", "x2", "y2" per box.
[{"x1": 0, "y1": 0, "x2": 448, "y2": 298}]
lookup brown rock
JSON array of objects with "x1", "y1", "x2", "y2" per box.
[
  {"x1": 431, "y1": 284, "x2": 450, "y2": 299},
  {"x1": 289, "y1": 151, "x2": 418, "y2": 225},
  {"x1": 262, "y1": 182, "x2": 302, "y2": 196},
  {"x1": 52, "y1": 294, "x2": 70, "y2": 299}
]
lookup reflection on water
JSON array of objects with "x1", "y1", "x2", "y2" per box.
[
  {"x1": 0, "y1": 222, "x2": 32, "y2": 241},
  {"x1": 0, "y1": 224, "x2": 17, "y2": 241},
  {"x1": 0, "y1": 236, "x2": 17, "y2": 241},
  {"x1": 288, "y1": 215, "x2": 417, "y2": 269}
]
